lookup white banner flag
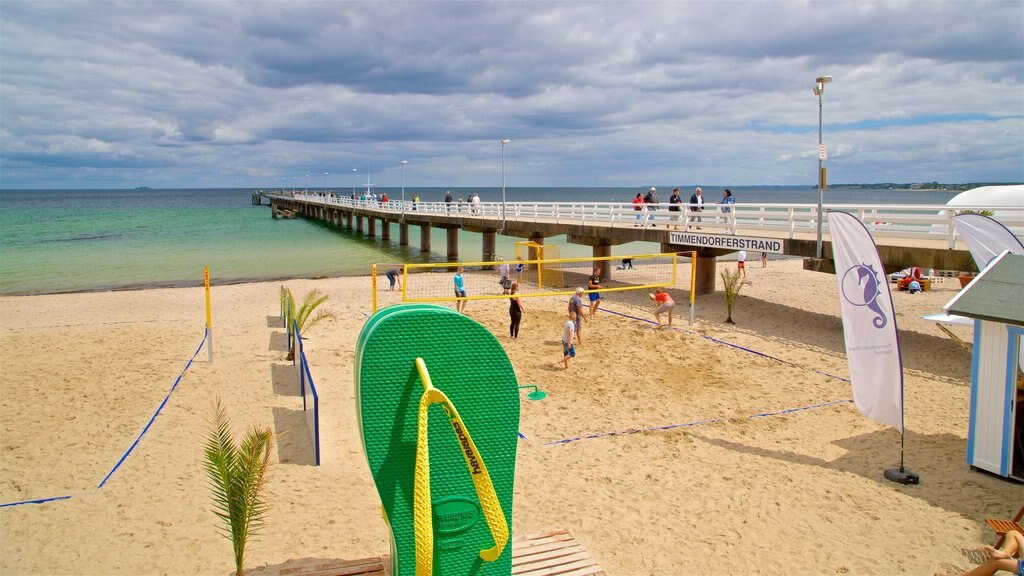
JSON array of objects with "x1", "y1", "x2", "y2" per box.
[
  {"x1": 827, "y1": 211, "x2": 904, "y2": 432},
  {"x1": 953, "y1": 213, "x2": 1024, "y2": 271}
]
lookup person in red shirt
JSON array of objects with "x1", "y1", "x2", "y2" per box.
[
  {"x1": 632, "y1": 192, "x2": 644, "y2": 226},
  {"x1": 649, "y1": 288, "x2": 675, "y2": 328}
]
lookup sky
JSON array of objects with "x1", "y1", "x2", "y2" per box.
[{"x1": 1, "y1": 1, "x2": 1022, "y2": 190}]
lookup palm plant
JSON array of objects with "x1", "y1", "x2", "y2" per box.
[
  {"x1": 285, "y1": 288, "x2": 335, "y2": 360},
  {"x1": 720, "y1": 268, "x2": 746, "y2": 324},
  {"x1": 294, "y1": 288, "x2": 336, "y2": 332},
  {"x1": 203, "y1": 398, "x2": 275, "y2": 576}
]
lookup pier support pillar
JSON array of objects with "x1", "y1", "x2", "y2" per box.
[
  {"x1": 356, "y1": 215, "x2": 364, "y2": 234},
  {"x1": 345, "y1": 212, "x2": 353, "y2": 229},
  {"x1": 420, "y1": 224, "x2": 432, "y2": 253},
  {"x1": 482, "y1": 230, "x2": 496, "y2": 268},
  {"x1": 368, "y1": 218, "x2": 377, "y2": 236},
  {"x1": 592, "y1": 244, "x2": 612, "y2": 282},
  {"x1": 400, "y1": 223, "x2": 409, "y2": 246},
  {"x1": 694, "y1": 252, "x2": 717, "y2": 295},
  {"x1": 381, "y1": 220, "x2": 390, "y2": 241},
  {"x1": 446, "y1": 227, "x2": 459, "y2": 261}
]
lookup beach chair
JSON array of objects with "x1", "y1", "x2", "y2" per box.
[{"x1": 986, "y1": 504, "x2": 1024, "y2": 548}]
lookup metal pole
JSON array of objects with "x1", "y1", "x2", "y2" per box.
[
  {"x1": 816, "y1": 88, "x2": 824, "y2": 259},
  {"x1": 501, "y1": 139, "x2": 510, "y2": 230},
  {"x1": 401, "y1": 160, "x2": 407, "y2": 220},
  {"x1": 324, "y1": 172, "x2": 328, "y2": 194},
  {"x1": 352, "y1": 168, "x2": 357, "y2": 197}
]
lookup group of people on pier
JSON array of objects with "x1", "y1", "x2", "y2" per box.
[{"x1": 632, "y1": 186, "x2": 735, "y2": 231}]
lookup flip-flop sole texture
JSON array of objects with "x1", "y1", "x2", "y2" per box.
[{"x1": 356, "y1": 304, "x2": 520, "y2": 575}]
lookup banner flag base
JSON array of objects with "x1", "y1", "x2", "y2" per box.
[{"x1": 884, "y1": 467, "x2": 920, "y2": 485}]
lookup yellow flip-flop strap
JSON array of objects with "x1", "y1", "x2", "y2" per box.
[{"x1": 413, "y1": 358, "x2": 509, "y2": 576}]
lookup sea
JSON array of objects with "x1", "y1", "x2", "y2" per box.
[{"x1": 0, "y1": 186, "x2": 961, "y2": 296}]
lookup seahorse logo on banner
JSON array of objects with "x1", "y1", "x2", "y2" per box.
[{"x1": 839, "y1": 263, "x2": 887, "y2": 329}]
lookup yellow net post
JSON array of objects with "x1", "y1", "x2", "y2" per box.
[
  {"x1": 371, "y1": 264, "x2": 378, "y2": 313},
  {"x1": 688, "y1": 252, "x2": 697, "y2": 325},
  {"x1": 204, "y1": 266, "x2": 213, "y2": 363}
]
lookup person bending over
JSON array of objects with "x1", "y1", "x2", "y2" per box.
[{"x1": 650, "y1": 288, "x2": 675, "y2": 328}]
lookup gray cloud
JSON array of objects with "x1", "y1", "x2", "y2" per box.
[{"x1": 1, "y1": 0, "x2": 1021, "y2": 189}]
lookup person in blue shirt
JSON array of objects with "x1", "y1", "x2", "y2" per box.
[
  {"x1": 719, "y1": 189, "x2": 736, "y2": 233},
  {"x1": 453, "y1": 266, "x2": 467, "y2": 313}
]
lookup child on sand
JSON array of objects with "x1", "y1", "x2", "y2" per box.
[
  {"x1": 559, "y1": 311, "x2": 577, "y2": 368},
  {"x1": 649, "y1": 288, "x2": 675, "y2": 328},
  {"x1": 453, "y1": 266, "x2": 467, "y2": 313}
]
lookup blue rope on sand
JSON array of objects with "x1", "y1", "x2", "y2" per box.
[
  {"x1": 545, "y1": 400, "x2": 853, "y2": 446},
  {"x1": 0, "y1": 495, "x2": 74, "y2": 509},
  {"x1": 599, "y1": 307, "x2": 850, "y2": 383},
  {"x1": 1, "y1": 329, "x2": 209, "y2": 507},
  {"x1": 96, "y1": 329, "x2": 209, "y2": 489},
  {"x1": 544, "y1": 307, "x2": 854, "y2": 446}
]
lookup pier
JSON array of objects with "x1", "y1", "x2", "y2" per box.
[{"x1": 265, "y1": 193, "x2": 1022, "y2": 294}]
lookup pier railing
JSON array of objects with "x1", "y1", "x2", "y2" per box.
[{"x1": 273, "y1": 193, "x2": 1024, "y2": 250}]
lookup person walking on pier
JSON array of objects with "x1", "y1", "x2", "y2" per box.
[
  {"x1": 689, "y1": 187, "x2": 705, "y2": 229},
  {"x1": 632, "y1": 192, "x2": 644, "y2": 226},
  {"x1": 444, "y1": 190, "x2": 452, "y2": 214},
  {"x1": 719, "y1": 189, "x2": 735, "y2": 233},
  {"x1": 643, "y1": 187, "x2": 658, "y2": 227},
  {"x1": 669, "y1": 188, "x2": 683, "y2": 229}
]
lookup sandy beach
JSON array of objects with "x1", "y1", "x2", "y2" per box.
[{"x1": 1, "y1": 258, "x2": 1019, "y2": 576}]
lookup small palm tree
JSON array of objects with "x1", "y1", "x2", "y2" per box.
[
  {"x1": 720, "y1": 268, "x2": 746, "y2": 324},
  {"x1": 203, "y1": 398, "x2": 275, "y2": 576},
  {"x1": 286, "y1": 288, "x2": 336, "y2": 360},
  {"x1": 294, "y1": 288, "x2": 336, "y2": 333}
]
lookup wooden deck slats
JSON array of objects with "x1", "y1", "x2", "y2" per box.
[{"x1": 249, "y1": 529, "x2": 602, "y2": 576}]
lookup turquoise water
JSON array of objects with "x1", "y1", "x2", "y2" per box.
[{"x1": 0, "y1": 187, "x2": 958, "y2": 295}]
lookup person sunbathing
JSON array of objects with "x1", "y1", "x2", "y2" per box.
[{"x1": 962, "y1": 530, "x2": 1023, "y2": 575}]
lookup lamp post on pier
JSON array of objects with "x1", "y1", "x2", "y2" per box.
[
  {"x1": 352, "y1": 168, "x2": 357, "y2": 198},
  {"x1": 813, "y1": 75, "x2": 832, "y2": 259},
  {"x1": 323, "y1": 172, "x2": 328, "y2": 194},
  {"x1": 500, "y1": 139, "x2": 510, "y2": 230},
  {"x1": 305, "y1": 174, "x2": 309, "y2": 194},
  {"x1": 401, "y1": 160, "x2": 408, "y2": 220}
]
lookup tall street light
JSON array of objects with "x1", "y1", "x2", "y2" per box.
[
  {"x1": 500, "y1": 139, "x2": 510, "y2": 230},
  {"x1": 813, "y1": 75, "x2": 832, "y2": 259},
  {"x1": 305, "y1": 174, "x2": 309, "y2": 194},
  {"x1": 401, "y1": 160, "x2": 408, "y2": 219},
  {"x1": 323, "y1": 172, "x2": 328, "y2": 194},
  {"x1": 352, "y1": 168, "x2": 357, "y2": 197}
]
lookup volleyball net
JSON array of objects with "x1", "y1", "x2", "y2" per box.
[{"x1": 374, "y1": 252, "x2": 683, "y2": 306}]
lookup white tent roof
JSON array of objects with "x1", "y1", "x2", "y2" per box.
[{"x1": 946, "y1": 185, "x2": 1024, "y2": 208}]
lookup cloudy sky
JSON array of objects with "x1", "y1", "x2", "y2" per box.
[{"x1": 1, "y1": 1, "x2": 1022, "y2": 189}]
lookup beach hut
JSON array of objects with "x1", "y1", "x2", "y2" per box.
[{"x1": 944, "y1": 251, "x2": 1024, "y2": 481}]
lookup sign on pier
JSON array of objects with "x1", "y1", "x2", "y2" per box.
[{"x1": 669, "y1": 232, "x2": 784, "y2": 253}]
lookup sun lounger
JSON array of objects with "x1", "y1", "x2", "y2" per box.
[{"x1": 986, "y1": 504, "x2": 1024, "y2": 548}]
